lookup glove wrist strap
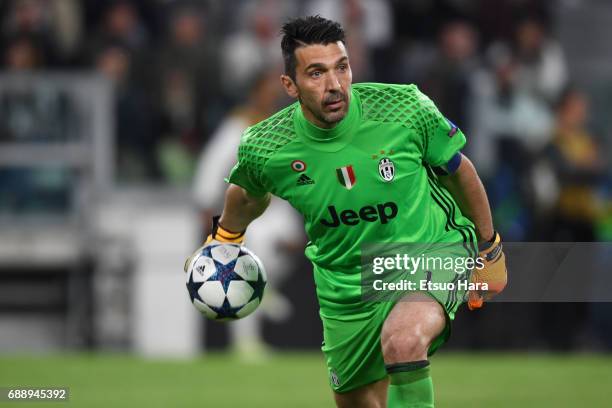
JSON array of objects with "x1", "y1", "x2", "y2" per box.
[
  {"x1": 478, "y1": 231, "x2": 502, "y2": 263},
  {"x1": 478, "y1": 230, "x2": 499, "y2": 252},
  {"x1": 212, "y1": 216, "x2": 245, "y2": 243}
]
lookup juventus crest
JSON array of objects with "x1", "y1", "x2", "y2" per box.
[{"x1": 378, "y1": 158, "x2": 395, "y2": 182}]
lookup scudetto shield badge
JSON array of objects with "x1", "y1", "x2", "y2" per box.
[
  {"x1": 336, "y1": 165, "x2": 356, "y2": 189},
  {"x1": 378, "y1": 157, "x2": 395, "y2": 182}
]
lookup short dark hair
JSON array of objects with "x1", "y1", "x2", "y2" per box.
[{"x1": 280, "y1": 15, "x2": 345, "y2": 81}]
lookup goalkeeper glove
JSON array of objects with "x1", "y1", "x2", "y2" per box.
[
  {"x1": 204, "y1": 215, "x2": 245, "y2": 245},
  {"x1": 467, "y1": 231, "x2": 507, "y2": 310},
  {"x1": 183, "y1": 216, "x2": 245, "y2": 273}
]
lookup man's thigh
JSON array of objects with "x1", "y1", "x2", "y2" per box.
[
  {"x1": 321, "y1": 293, "x2": 456, "y2": 401},
  {"x1": 381, "y1": 292, "x2": 447, "y2": 363}
]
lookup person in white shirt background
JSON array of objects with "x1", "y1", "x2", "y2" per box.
[{"x1": 193, "y1": 70, "x2": 303, "y2": 358}]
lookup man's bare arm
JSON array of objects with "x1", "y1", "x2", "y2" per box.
[
  {"x1": 438, "y1": 153, "x2": 494, "y2": 243},
  {"x1": 439, "y1": 153, "x2": 507, "y2": 309},
  {"x1": 218, "y1": 184, "x2": 271, "y2": 232},
  {"x1": 184, "y1": 185, "x2": 269, "y2": 272}
]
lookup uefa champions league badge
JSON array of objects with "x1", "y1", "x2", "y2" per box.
[
  {"x1": 446, "y1": 118, "x2": 458, "y2": 137},
  {"x1": 378, "y1": 158, "x2": 395, "y2": 182}
]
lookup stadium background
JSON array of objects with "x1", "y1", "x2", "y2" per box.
[{"x1": 0, "y1": 0, "x2": 611, "y2": 406}]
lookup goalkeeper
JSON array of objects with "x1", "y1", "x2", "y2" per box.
[{"x1": 194, "y1": 16, "x2": 507, "y2": 408}]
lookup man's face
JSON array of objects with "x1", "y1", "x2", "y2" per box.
[{"x1": 281, "y1": 41, "x2": 352, "y2": 128}]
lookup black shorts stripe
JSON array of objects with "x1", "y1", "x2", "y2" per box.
[
  {"x1": 436, "y1": 185, "x2": 478, "y2": 258},
  {"x1": 425, "y1": 179, "x2": 470, "y2": 311},
  {"x1": 425, "y1": 166, "x2": 477, "y2": 258},
  {"x1": 425, "y1": 165, "x2": 477, "y2": 311},
  {"x1": 427, "y1": 181, "x2": 469, "y2": 248},
  {"x1": 429, "y1": 173, "x2": 478, "y2": 247},
  {"x1": 426, "y1": 173, "x2": 471, "y2": 251},
  {"x1": 427, "y1": 172, "x2": 477, "y2": 311},
  {"x1": 446, "y1": 270, "x2": 466, "y2": 311},
  {"x1": 445, "y1": 273, "x2": 459, "y2": 311},
  {"x1": 428, "y1": 184, "x2": 454, "y2": 233}
]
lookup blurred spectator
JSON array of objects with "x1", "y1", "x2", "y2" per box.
[
  {"x1": 469, "y1": 47, "x2": 554, "y2": 239},
  {"x1": 475, "y1": 0, "x2": 551, "y2": 47},
  {"x1": 420, "y1": 20, "x2": 479, "y2": 129},
  {"x1": 94, "y1": 43, "x2": 161, "y2": 182},
  {"x1": 50, "y1": 0, "x2": 82, "y2": 63},
  {"x1": 86, "y1": 1, "x2": 150, "y2": 71},
  {"x1": 303, "y1": 0, "x2": 393, "y2": 81},
  {"x1": 469, "y1": 46, "x2": 553, "y2": 179},
  {"x1": 545, "y1": 88, "x2": 605, "y2": 241},
  {"x1": 391, "y1": 0, "x2": 443, "y2": 42},
  {"x1": 512, "y1": 16, "x2": 568, "y2": 104},
  {"x1": 537, "y1": 87, "x2": 605, "y2": 350},
  {"x1": 1, "y1": 0, "x2": 61, "y2": 65},
  {"x1": 193, "y1": 70, "x2": 303, "y2": 358},
  {"x1": 98, "y1": 1, "x2": 147, "y2": 49},
  {"x1": 3, "y1": 34, "x2": 43, "y2": 70},
  {"x1": 194, "y1": 71, "x2": 282, "y2": 216},
  {"x1": 155, "y1": 4, "x2": 222, "y2": 184},
  {"x1": 221, "y1": 0, "x2": 293, "y2": 100}
]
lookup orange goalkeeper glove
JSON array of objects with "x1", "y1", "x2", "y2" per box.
[
  {"x1": 183, "y1": 216, "x2": 245, "y2": 273},
  {"x1": 467, "y1": 231, "x2": 507, "y2": 310}
]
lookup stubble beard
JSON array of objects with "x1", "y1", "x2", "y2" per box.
[
  {"x1": 320, "y1": 108, "x2": 347, "y2": 125},
  {"x1": 297, "y1": 86, "x2": 350, "y2": 128},
  {"x1": 317, "y1": 91, "x2": 349, "y2": 127}
]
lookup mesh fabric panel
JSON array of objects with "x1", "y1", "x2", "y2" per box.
[
  {"x1": 354, "y1": 83, "x2": 440, "y2": 153},
  {"x1": 236, "y1": 83, "x2": 438, "y2": 188},
  {"x1": 237, "y1": 104, "x2": 298, "y2": 190}
]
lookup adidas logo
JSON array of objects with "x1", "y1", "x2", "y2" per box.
[{"x1": 297, "y1": 174, "x2": 315, "y2": 186}]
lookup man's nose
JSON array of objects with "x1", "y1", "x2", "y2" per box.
[{"x1": 325, "y1": 72, "x2": 341, "y2": 91}]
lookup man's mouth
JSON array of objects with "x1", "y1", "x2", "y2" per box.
[{"x1": 324, "y1": 96, "x2": 345, "y2": 110}]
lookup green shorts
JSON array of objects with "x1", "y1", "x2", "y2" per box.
[{"x1": 320, "y1": 287, "x2": 465, "y2": 393}]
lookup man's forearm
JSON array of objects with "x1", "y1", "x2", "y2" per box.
[
  {"x1": 439, "y1": 154, "x2": 494, "y2": 243},
  {"x1": 218, "y1": 184, "x2": 270, "y2": 232}
]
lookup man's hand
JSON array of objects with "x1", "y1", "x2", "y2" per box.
[
  {"x1": 184, "y1": 216, "x2": 245, "y2": 273},
  {"x1": 185, "y1": 185, "x2": 268, "y2": 274},
  {"x1": 468, "y1": 231, "x2": 507, "y2": 310}
]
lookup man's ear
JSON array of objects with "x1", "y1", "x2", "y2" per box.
[{"x1": 280, "y1": 74, "x2": 299, "y2": 99}]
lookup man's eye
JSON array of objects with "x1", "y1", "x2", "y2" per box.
[
  {"x1": 338, "y1": 64, "x2": 347, "y2": 72},
  {"x1": 310, "y1": 71, "x2": 322, "y2": 78}
]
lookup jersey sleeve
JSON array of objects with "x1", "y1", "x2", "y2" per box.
[
  {"x1": 413, "y1": 87, "x2": 466, "y2": 167},
  {"x1": 226, "y1": 129, "x2": 270, "y2": 197}
]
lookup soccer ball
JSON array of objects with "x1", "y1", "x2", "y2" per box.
[{"x1": 185, "y1": 243, "x2": 267, "y2": 320}]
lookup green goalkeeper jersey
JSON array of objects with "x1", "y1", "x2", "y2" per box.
[{"x1": 228, "y1": 83, "x2": 476, "y2": 311}]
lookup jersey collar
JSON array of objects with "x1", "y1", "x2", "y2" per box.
[{"x1": 294, "y1": 88, "x2": 361, "y2": 152}]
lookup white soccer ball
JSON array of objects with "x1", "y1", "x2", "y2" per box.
[{"x1": 185, "y1": 243, "x2": 267, "y2": 320}]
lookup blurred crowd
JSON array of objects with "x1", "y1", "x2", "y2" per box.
[
  {"x1": 0, "y1": 0, "x2": 610, "y2": 240},
  {"x1": 1, "y1": 0, "x2": 612, "y2": 352}
]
